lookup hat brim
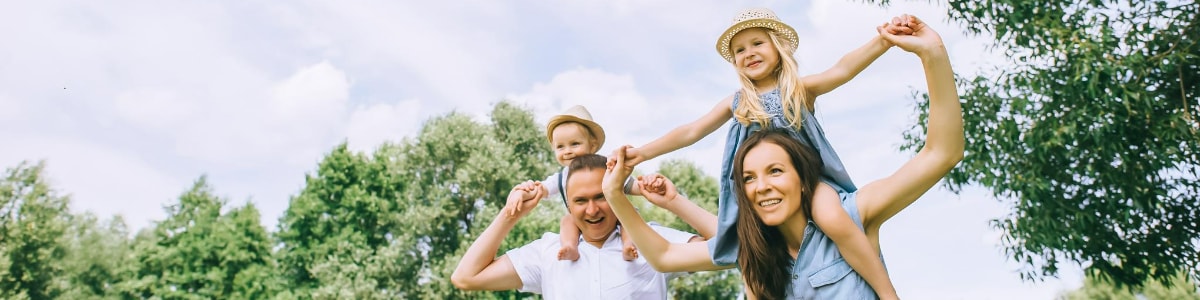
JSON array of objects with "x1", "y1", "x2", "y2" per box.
[
  {"x1": 715, "y1": 19, "x2": 799, "y2": 63},
  {"x1": 545, "y1": 116, "x2": 606, "y2": 152}
]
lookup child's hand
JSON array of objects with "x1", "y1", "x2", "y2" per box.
[
  {"x1": 614, "y1": 146, "x2": 646, "y2": 169},
  {"x1": 604, "y1": 146, "x2": 635, "y2": 194},
  {"x1": 505, "y1": 181, "x2": 544, "y2": 216},
  {"x1": 877, "y1": 14, "x2": 944, "y2": 56},
  {"x1": 638, "y1": 174, "x2": 679, "y2": 209}
]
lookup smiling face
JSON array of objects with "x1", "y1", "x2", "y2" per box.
[
  {"x1": 730, "y1": 28, "x2": 780, "y2": 89},
  {"x1": 565, "y1": 168, "x2": 618, "y2": 247},
  {"x1": 740, "y1": 142, "x2": 804, "y2": 226},
  {"x1": 551, "y1": 122, "x2": 598, "y2": 167}
]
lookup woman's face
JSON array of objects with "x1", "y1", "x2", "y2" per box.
[{"x1": 740, "y1": 141, "x2": 804, "y2": 226}]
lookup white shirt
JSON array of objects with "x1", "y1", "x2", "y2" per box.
[{"x1": 507, "y1": 224, "x2": 695, "y2": 300}]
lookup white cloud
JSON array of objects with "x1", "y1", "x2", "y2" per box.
[
  {"x1": 114, "y1": 88, "x2": 194, "y2": 129},
  {"x1": 345, "y1": 100, "x2": 422, "y2": 153}
]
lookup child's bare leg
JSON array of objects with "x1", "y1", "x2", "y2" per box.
[
  {"x1": 619, "y1": 224, "x2": 638, "y2": 261},
  {"x1": 558, "y1": 214, "x2": 581, "y2": 261}
]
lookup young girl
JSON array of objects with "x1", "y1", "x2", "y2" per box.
[
  {"x1": 506, "y1": 105, "x2": 641, "y2": 261},
  {"x1": 618, "y1": 8, "x2": 913, "y2": 298},
  {"x1": 607, "y1": 14, "x2": 960, "y2": 298}
]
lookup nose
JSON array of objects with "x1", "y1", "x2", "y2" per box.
[{"x1": 585, "y1": 200, "x2": 599, "y2": 215}]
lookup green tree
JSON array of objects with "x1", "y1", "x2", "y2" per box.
[
  {"x1": 0, "y1": 161, "x2": 71, "y2": 300},
  {"x1": 1059, "y1": 271, "x2": 1200, "y2": 300},
  {"x1": 57, "y1": 213, "x2": 132, "y2": 299},
  {"x1": 123, "y1": 177, "x2": 279, "y2": 299},
  {"x1": 867, "y1": 0, "x2": 1200, "y2": 286},
  {"x1": 650, "y1": 159, "x2": 742, "y2": 299}
]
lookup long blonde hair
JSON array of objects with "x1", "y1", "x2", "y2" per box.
[{"x1": 732, "y1": 29, "x2": 809, "y2": 130}]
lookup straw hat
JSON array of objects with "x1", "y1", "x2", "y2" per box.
[
  {"x1": 546, "y1": 105, "x2": 605, "y2": 151},
  {"x1": 715, "y1": 8, "x2": 799, "y2": 63}
]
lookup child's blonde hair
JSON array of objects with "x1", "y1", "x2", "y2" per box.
[{"x1": 732, "y1": 29, "x2": 808, "y2": 130}]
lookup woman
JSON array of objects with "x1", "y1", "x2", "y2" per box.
[{"x1": 602, "y1": 14, "x2": 963, "y2": 299}]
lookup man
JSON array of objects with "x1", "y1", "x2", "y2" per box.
[{"x1": 451, "y1": 154, "x2": 715, "y2": 299}]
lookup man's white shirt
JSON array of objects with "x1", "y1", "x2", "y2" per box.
[{"x1": 506, "y1": 224, "x2": 695, "y2": 300}]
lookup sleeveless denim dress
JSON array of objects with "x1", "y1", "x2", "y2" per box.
[{"x1": 707, "y1": 89, "x2": 858, "y2": 266}]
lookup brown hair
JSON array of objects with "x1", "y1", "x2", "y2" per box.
[
  {"x1": 564, "y1": 154, "x2": 608, "y2": 193},
  {"x1": 732, "y1": 128, "x2": 824, "y2": 299}
]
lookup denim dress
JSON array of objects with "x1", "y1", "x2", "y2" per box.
[
  {"x1": 785, "y1": 182, "x2": 880, "y2": 299},
  {"x1": 708, "y1": 89, "x2": 858, "y2": 266}
]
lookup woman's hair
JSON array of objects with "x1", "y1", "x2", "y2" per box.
[
  {"x1": 733, "y1": 128, "x2": 825, "y2": 299},
  {"x1": 732, "y1": 29, "x2": 810, "y2": 131}
]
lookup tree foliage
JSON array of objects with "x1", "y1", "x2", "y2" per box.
[
  {"x1": 868, "y1": 0, "x2": 1200, "y2": 287},
  {"x1": 1059, "y1": 271, "x2": 1200, "y2": 300},
  {"x1": 123, "y1": 177, "x2": 280, "y2": 299},
  {"x1": 0, "y1": 101, "x2": 749, "y2": 298},
  {"x1": 0, "y1": 161, "x2": 71, "y2": 300}
]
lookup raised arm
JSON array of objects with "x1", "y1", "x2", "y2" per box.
[
  {"x1": 451, "y1": 185, "x2": 543, "y2": 290},
  {"x1": 800, "y1": 34, "x2": 896, "y2": 108},
  {"x1": 857, "y1": 15, "x2": 965, "y2": 230},
  {"x1": 637, "y1": 174, "x2": 718, "y2": 239},
  {"x1": 604, "y1": 147, "x2": 730, "y2": 273},
  {"x1": 622, "y1": 96, "x2": 734, "y2": 168},
  {"x1": 810, "y1": 183, "x2": 898, "y2": 300}
]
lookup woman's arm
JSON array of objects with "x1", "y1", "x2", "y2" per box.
[
  {"x1": 857, "y1": 15, "x2": 965, "y2": 230},
  {"x1": 810, "y1": 183, "x2": 898, "y2": 300},
  {"x1": 622, "y1": 96, "x2": 734, "y2": 167},
  {"x1": 638, "y1": 174, "x2": 718, "y2": 239},
  {"x1": 604, "y1": 147, "x2": 730, "y2": 273}
]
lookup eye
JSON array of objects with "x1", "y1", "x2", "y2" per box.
[
  {"x1": 742, "y1": 175, "x2": 755, "y2": 184},
  {"x1": 556, "y1": 145, "x2": 564, "y2": 150},
  {"x1": 769, "y1": 168, "x2": 783, "y2": 174},
  {"x1": 571, "y1": 142, "x2": 580, "y2": 146},
  {"x1": 735, "y1": 47, "x2": 745, "y2": 54},
  {"x1": 753, "y1": 41, "x2": 764, "y2": 46}
]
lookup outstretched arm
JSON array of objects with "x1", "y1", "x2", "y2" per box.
[
  {"x1": 604, "y1": 147, "x2": 730, "y2": 273},
  {"x1": 800, "y1": 34, "x2": 898, "y2": 108},
  {"x1": 451, "y1": 185, "x2": 543, "y2": 290},
  {"x1": 638, "y1": 174, "x2": 717, "y2": 239},
  {"x1": 810, "y1": 183, "x2": 898, "y2": 300},
  {"x1": 858, "y1": 15, "x2": 965, "y2": 230},
  {"x1": 621, "y1": 96, "x2": 734, "y2": 168}
]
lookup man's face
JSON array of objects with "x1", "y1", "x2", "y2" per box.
[{"x1": 565, "y1": 168, "x2": 618, "y2": 247}]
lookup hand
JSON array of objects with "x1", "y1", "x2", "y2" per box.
[
  {"x1": 613, "y1": 146, "x2": 646, "y2": 170},
  {"x1": 637, "y1": 174, "x2": 679, "y2": 209},
  {"x1": 877, "y1": 14, "x2": 945, "y2": 57},
  {"x1": 504, "y1": 181, "x2": 544, "y2": 217},
  {"x1": 604, "y1": 146, "x2": 636, "y2": 194}
]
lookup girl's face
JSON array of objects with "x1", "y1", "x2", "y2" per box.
[
  {"x1": 551, "y1": 122, "x2": 597, "y2": 166},
  {"x1": 740, "y1": 142, "x2": 803, "y2": 226},
  {"x1": 730, "y1": 28, "x2": 780, "y2": 86}
]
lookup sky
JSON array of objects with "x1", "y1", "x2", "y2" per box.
[{"x1": 0, "y1": 0, "x2": 1085, "y2": 298}]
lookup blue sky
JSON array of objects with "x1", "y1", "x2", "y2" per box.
[{"x1": 1, "y1": 0, "x2": 1084, "y2": 298}]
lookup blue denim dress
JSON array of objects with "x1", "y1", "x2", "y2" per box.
[
  {"x1": 786, "y1": 182, "x2": 879, "y2": 299},
  {"x1": 708, "y1": 89, "x2": 858, "y2": 266}
]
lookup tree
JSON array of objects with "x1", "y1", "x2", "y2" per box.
[
  {"x1": 1059, "y1": 271, "x2": 1200, "y2": 300},
  {"x1": 0, "y1": 161, "x2": 71, "y2": 300},
  {"x1": 649, "y1": 159, "x2": 743, "y2": 299},
  {"x1": 123, "y1": 177, "x2": 279, "y2": 299},
  {"x1": 57, "y1": 213, "x2": 132, "y2": 299},
  {"x1": 866, "y1": 0, "x2": 1200, "y2": 286}
]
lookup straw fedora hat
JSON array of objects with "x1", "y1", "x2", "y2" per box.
[
  {"x1": 715, "y1": 8, "x2": 800, "y2": 63},
  {"x1": 546, "y1": 105, "x2": 606, "y2": 151}
]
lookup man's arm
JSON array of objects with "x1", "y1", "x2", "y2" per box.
[{"x1": 451, "y1": 186, "x2": 542, "y2": 291}]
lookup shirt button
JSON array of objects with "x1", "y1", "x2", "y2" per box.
[{"x1": 792, "y1": 274, "x2": 798, "y2": 279}]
